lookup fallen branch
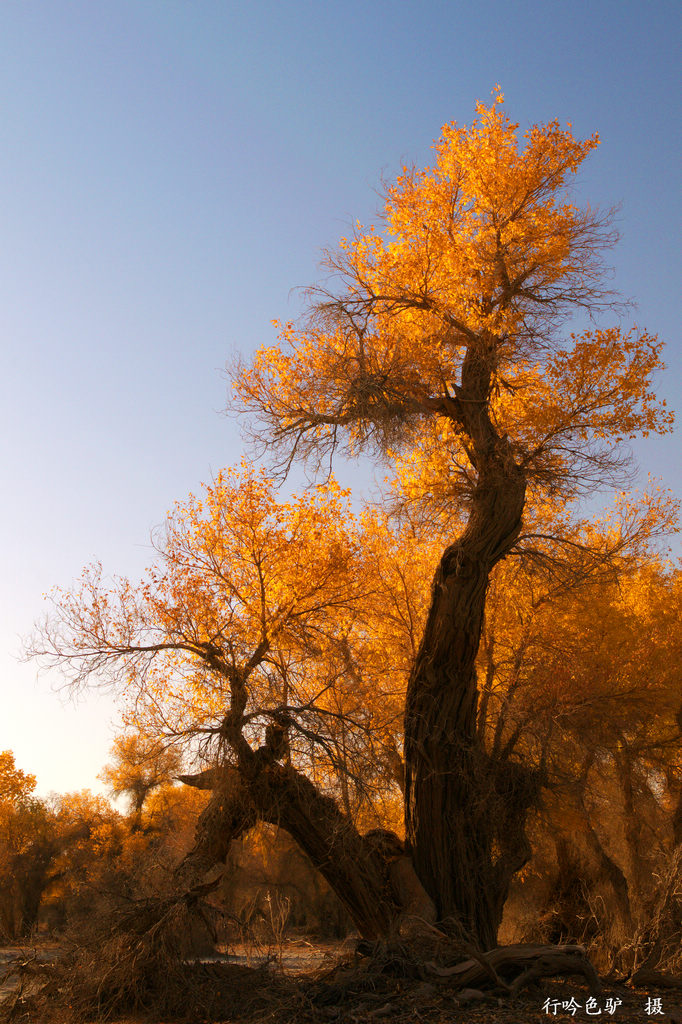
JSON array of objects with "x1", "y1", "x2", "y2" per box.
[{"x1": 425, "y1": 943, "x2": 601, "y2": 996}]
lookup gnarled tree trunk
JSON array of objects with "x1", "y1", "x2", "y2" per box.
[
  {"x1": 403, "y1": 367, "x2": 533, "y2": 948},
  {"x1": 179, "y1": 761, "x2": 436, "y2": 940}
]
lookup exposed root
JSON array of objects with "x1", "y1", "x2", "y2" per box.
[{"x1": 306, "y1": 937, "x2": 602, "y2": 1015}]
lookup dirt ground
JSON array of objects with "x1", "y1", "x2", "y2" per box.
[{"x1": 3, "y1": 939, "x2": 682, "y2": 1024}]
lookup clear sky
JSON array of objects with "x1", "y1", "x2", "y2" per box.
[{"x1": 1, "y1": 0, "x2": 680, "y2": 798}]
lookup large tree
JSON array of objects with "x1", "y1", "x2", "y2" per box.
[
  {"x1": 33, "y1": 94, "x2": 672, "y2": 950},
  {"x1": 229, "y1": 92, "x2": 672, "y2": 946}
]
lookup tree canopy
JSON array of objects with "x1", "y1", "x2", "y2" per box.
[{"x1": 231, "y1": 92, "x2": 671, "y2": 508}]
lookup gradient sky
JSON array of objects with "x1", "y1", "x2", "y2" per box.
[{"x1": 1, "y1": 0, "x2": 680, "y2": 799}]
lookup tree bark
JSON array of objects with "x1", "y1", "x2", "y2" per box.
[
  {"x1": 251, "y1": 763, "x2": 399, "y2": 938},
  {"x1": 403, "y1": 408, "x2": 529, "y2": 948},
  {"x1": 672, "y1": 787, "x2": 682, "y2": 848}
]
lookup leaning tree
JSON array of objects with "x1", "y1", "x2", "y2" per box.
[{"x1": 33, "y1": 94, "x2": 672, "y2": 950}]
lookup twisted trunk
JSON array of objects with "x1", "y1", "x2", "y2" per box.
[{"x1": 404, "y1": 342, "x2": 532, "y2": 947}]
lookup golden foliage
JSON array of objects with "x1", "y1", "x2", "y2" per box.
[
  {"x1": 231, "y1": 92, "x2": 671, "y2": 516},
  {"x1": 0, "y1": 750, "x2": 37, "y2": 804}
]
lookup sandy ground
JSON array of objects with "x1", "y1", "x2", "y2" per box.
[{"x1": 215, "y1": 937, "x2": 352, "y2": 972}]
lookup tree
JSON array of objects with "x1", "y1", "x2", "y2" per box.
[
  {"x1": 0, "y1": 750, "x2": 37, "y2": 804},
  {"x1": 34, "y1": 468, "x2": 427, "y2": 939},
  {"x1": 0, "y1": 751, "x2": 49, "y2": 939},
  {"x1": 476, "y1": 549, "x2": 682, "y2": 942},
  {"x1": 0, "y1": 756, "x2": 112, "y2": 939},
  {"x1": 33, "y1": 94, "x2": 673, "y2": 950},
  {"x1": 100, "y1": 733, "x2": 181, "y2": 830},
  {"x1": 229, "y1": 92, "x2": 672, "y2": 946}
]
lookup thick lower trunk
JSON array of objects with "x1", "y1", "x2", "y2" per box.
[
  {"x1": 177, "y1": 768, "x2": 259, "y2": 886},
  {"x1": 614, "y1": 751, "x2": 647, "y2": 903},
  {"x1": 404, "y1": 463, "x2": 528, "y2": 949},
  {"x1": 671, "y1": 784, "x2": 682, "y2": 850}
]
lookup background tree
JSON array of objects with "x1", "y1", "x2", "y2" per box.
[
  {"x1": 0, "y1": 750, "x2": 37, "y2": 804},
  {"x1": 478, "y1": 552, "x2": 681, "y2": 935},
  {"x1": 0, "y1": 756, "x2": 115, "y2": 940},
  {"x1": 0, "y1": 751, "x2": 50, "y2": 939},
  {"x1": 100, "y1": 733, "x2": 181, "y2": 830}
]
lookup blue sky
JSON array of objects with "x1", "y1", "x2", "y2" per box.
[{"x1": 1, "y1": 0, "x2": 680, "y2": 798}]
